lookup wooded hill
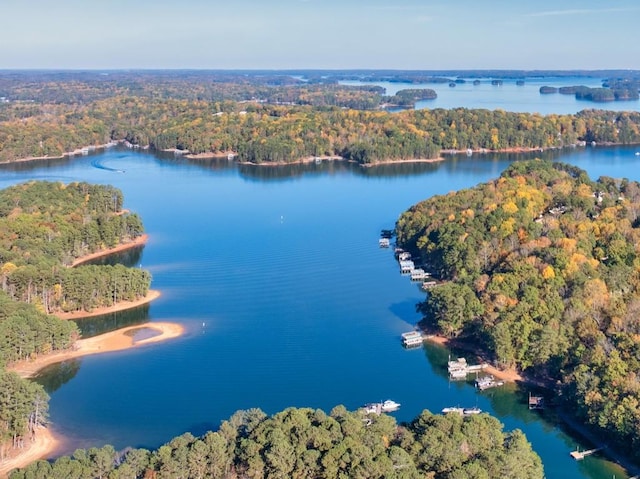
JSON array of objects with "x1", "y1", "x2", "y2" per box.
[
  {"x1": 2, "y1": 94, "x2": 640, "y2": 164},
  {"x1": 0, "y1": 181, "x2": 148, "y2": 464},
  {"x1": 0, "y1": 181, "x2": 149, "y2": 316},
  {"x1": 9, "y1": 406, "x2": 543, "y2": 479},
  {"x1": 395, "y1": 160, "x2": 640, "y2": 462}
]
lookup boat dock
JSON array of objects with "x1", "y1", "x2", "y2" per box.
[
  {"x1": 401, "y1": 331, "x2": 424, "y2": 348},
  {"x1": 528, "y1": 393, "x2": 544, "y2": 410},
  {"x1": 570, "y1": 448, "x2": 601, "y2": 460},
  {"x1": 448, "y1": 357, "x2": 488, "y2": 380},
  {"x1": 475, "y1": 374, "x2": 505, "y2": 390}
]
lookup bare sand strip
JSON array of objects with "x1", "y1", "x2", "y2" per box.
[
  {"x1": 0, "y1": 427, "x2": 63, "y2": 478},
  {"x1": 9, "y1": 320, "x2": 185, "y2": 379},
  {"x1": 70, "y1": 233, "x2": 148, "y2": 267},
  {"x1": 2, "y1": 321, "x2": 185, "y2": 475},
  {"x1": 54, "y1": 289, "x2": 161, "y2": 321}
]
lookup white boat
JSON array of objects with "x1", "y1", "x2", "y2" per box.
[
  {"x1": 381, "y1": 400, "x2": 401, "y2": 412},
  {"x1": 442, "y1": 406, "x2": 464, "y2": 415},
  {"x1": 362, "y1": 399, "x2": 400, "y2": 414},
  {"x1": 442, "y1": 406, "x2": 482, "y2": 416},
  {"x1": 463, "y1": 407, "x2": 482, "y2": 415}
]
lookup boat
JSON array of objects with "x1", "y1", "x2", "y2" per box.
[
  {"x1": 475, "y1": 374, "x2": 505, "y2": 391},
  {"x1": 463, "y1": 407, "x2": 482, "y2": 415},
  {"x1": 362, "y1": 399, "x2": 400, "y2": 415},
  {"x1": 442, "y1": 406, "x2": 482, "y2": 416},
  {"x1": 442, "y1": 407, "x2": 464, "y2": 415},
  {"x1": 381, "y1": 399, "x2": 401, "y2": 412}
]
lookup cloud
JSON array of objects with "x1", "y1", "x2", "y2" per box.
[{"x1": 526, "y1": 7, "x2": 640, "y2": 17}]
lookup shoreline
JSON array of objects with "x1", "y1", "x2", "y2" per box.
[
  {"x1": 2, "y1": 141, "x2": 602, "y2": 168},
  {"x1": 9, "y1": 320, "x2": 185, "y2": 379},
  {"x1": 0, "y1": 426, "x2": 64, "y2": 479},
  {"x1": 424, "y1": 333, "x2": 524, "y2": 383},
  {"x1": 70, "y1": 233, "x2": 148, "y2": 267},
  {"x1": 53, "y1": 289, "x2": 160, "y2": 320},
  {"x1": 0, "y1": 141, "x2": 118, "y2": 165},
  {"x1": 2, "y1": 321, "x2": 185, "y2": 476}
]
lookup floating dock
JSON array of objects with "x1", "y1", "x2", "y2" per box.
[
  {"x1": 528, "y1": 393, "x2": 544, "y2": 410},
  {"x1": 401, "y1": 331, "x2": 424, "y2": 348},
  {"x1": 570, "y1": 448, "x2": 601, "y2": 460},
  {"x1": 475, "y1": 374, "x2": 505, "y2": 390},
  {"x1": 448, "y1": 357, "x2": 488, "y2": 380}
]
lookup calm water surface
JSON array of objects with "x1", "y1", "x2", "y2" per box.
[
  {"x1": 2, "y1": 146, "x2": 640, "y2": 478},
  {"x1": 341, "y1": 76, "x2": 640, "y2": 115}
]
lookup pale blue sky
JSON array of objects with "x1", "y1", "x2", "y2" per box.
[{"x1": 1, "y1": 0, "x2": 638, "y2": 70}]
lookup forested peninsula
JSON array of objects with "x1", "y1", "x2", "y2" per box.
[
  {"x1": 2, "y1": 72, "x2": 640, "y2": 165},
  {"x1": 9, "y1": 406, "x2": 543, "y2": 479},
  {"x1": 395, "y1": 160, "x2": 640, "y2": 463},
  {"x1": 0, "y1": 181, "x2": 151, "y2": 467}
]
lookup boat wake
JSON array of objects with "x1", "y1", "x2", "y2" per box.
[{"x1": 91, "y1": 159, "x2": 125, "y2": 173}]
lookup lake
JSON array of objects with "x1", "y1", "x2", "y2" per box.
[
  {"x1": 340, "y1": 76, "x2": 640, "y2": 115},
  {"x1": 2, "y1": 143, "x2": 640, "y2": 478}
]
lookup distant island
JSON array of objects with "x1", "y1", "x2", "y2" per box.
[{"x1": 540, "y1": 82, "x2": 640, "y2": 102}]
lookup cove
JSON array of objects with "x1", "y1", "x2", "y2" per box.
[{"x1": 1, "y1": 144, "x2": 639, "y2": 479}]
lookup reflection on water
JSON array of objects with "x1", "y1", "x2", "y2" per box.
[
  {"x1": 82, "y1": 246, "x2": 144, "y2": 268},
  {"x1": 34, "y1": 360, "x2": 81, "y2": 394},
  {"x1": 75, "y1": 304, "x2": 151, "y2": 338},
  {"x1": 3, "y1": 145, "x2": 639, "y2": 479}
]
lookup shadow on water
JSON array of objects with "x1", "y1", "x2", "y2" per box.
[
  {"x1": 74, "y1": 303, "x2": 151, "y2": 338},
  {"x1": 82, "y1": 246, "x2": 144, "y2": 268},
  {"x1": 33, "y1": 359, "x2": 82, "y2": 394}
]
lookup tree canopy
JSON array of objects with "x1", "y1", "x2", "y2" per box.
[
  {"x1": 396, "y1": 160, "x2": 640, "y2": 461},
  {"x1": 9, "y1": 406, "x2": 543, "y2": 479}
]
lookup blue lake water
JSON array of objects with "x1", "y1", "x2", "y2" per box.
[
  {"x1": 2, "y1": 135, "x2": 640, "y2": 477},
  {"x1": 340, "y1": 76, "x2": 640, "y2": 115}
]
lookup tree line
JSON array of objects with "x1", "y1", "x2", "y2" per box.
[
  {"x1": 0, "y1": 181, "x2": 149, "y2": 315},
  {"x1": 9, "y1": 406, "x2": 543, "y2": 479},
  {"x1": 0, "y1": 181, "x2": 148, "y2": 463},
  {"x1": 395, "y1": 160, "x2": 640, "y2": 462},
  {"x1": 3, "y1": 93, "x2": 640, "y2": 164}
]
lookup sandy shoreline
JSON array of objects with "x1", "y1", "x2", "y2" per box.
[
  {"x1": 9, "y1": 319, "x2": 185, "y2": 379},
  {"x1": 424, "y1": 334, "x2": 523, "y2": 382},
  {"x1": 70, "y1": 233, "x2": 148, "y2": 267},
  {"x1": 0, "y1": 427, "x2": 63, "y2": 478},
  {"x1": 2, "y1": 321, "x2": 184, "y2": 476}
]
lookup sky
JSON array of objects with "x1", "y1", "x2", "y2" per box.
[{"x1": 1, "y1": 0, "x2": 638, "y2": 71}]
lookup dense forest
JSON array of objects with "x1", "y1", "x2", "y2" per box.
[
  {"x1": 0, "y1": 290, "x2": 77, "y2": 463},
  {"x1": 9, "y1": 406, "x2": 543, "y2": 479},
  {"x1": 0, "y1": 181, "x2": 149, "y2": 315},
  {"x1": 2, "y1": 71, "x2": 640, "y2": 165},
  {"x1": 395, "y1": 160, "x2": 640, "y2": 462},
  {"x1": 0, "y1": 181, "x2": 149, "y2": 464}
]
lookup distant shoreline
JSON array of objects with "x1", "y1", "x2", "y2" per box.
[{"x1": 4, "y1": 141, "x2": 598, "y2": 168}]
